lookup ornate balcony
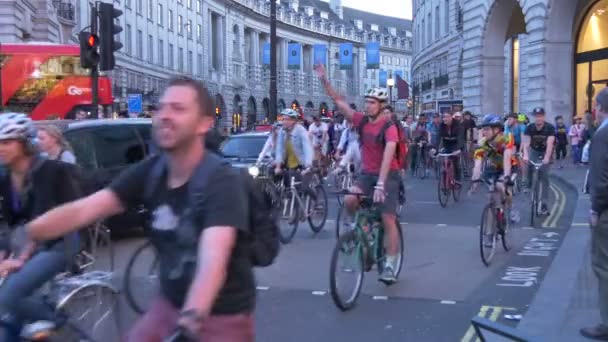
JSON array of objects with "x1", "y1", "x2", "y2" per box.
[{"x1": 52, "y1": 1, "x2": 76, "y2": 24}]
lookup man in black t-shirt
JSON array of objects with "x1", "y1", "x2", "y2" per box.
[
  {"x1": 554, "y1": 115, "x2": 568, "y2": 168},
  {"x1": 439, "y1": 112, "x2": 465, "y2": 182},
  {"x1": 26, "y1": 78, "x2": 254, "y2": 341},
  {"x1": 523, "y1": 107, "x2": 556, "y2": 215}
]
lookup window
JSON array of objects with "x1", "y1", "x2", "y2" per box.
[
  {"x1": 125, "y1": 0, "x2": 131, "y2": 8},
  {"x1": 158, "y1": 4, "x2": 163, "y2": 26},
  {"x1": 421, "y1": 19, "x2": 425, "y2": 49},
  {"x1": 197, "y1": 24, "x2": 202, "y2": 42},
  {"x1": 435, "y1": 6, "x2": 440, "y2": 41},
  {"x1": 147, "y1": 0, "x2": 153, "y2": 19},
  {"x1": 64, "y1": 131, "x2": 97, "y2": 170},
  {"x1": 187, "y1": 0, "x2": 192, "y2": 9},
  {"x1": 388, "y1": 57, "x2": 392, "y2": 65},
  {"x1": 188, "y1": 51, "x2": 193, "y2": 74},
  {"x1": 137, "y1": 0, "x2": 143, "y2": 14},
  {"x1": 197, "y1": 0, "x2": 202, "y2": 13},
  {"x1": 427, "y1": 13, "x2": 432, "y2": 46},
  {"x1": 444, "y1": 0, "x2": 450, "y2": 34},
  {"x1": 137, "y1": 29, "x2": 143, "y2": 58},
  {"x1": 126, "y1": 24, "x2": 132, "y2": 54},
  {"x1": 396, "y1": 58, "x2": 400, "y2": 66},
  {"x1": 187, "y1": 19, "x2": 192, "y2": 38},
  {"x1": 90, "y1": 127, "x2": 145, "y2": 169},
  {"x1": 178, "y1": 47, "x2": 184, "y2": 72},
  {"x1": 148, "y1": 34, "x2": 153, "y2": 63},
  {"x1": 158, "y1": 39, "x2": 164, "y2": 66},
  {"x1": 197, "y1": 53, "x2": 203, "y2": 76},
  {"x1": 168, "y1": 9, "x2": 173, "y2": 31},
  {"x1": 178, "y1": 15, "x2": 183, "y2": 34},
  {"x1": 168, "y1": 43, "x2": 174, "y2": 69}
]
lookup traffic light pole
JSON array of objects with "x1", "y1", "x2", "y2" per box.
[
  {"x1": 269, "y1": 0, "x2": 277, "y2": 123},
  {"x1": 90, "y1": 3, "x2": 99, "y2": 119}
]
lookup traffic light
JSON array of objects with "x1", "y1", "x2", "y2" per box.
[
  {"x1": 98, "y1": 2, "x2": 123, "y2": 71},
  {"x1": 79, "y1": 31, "x2": 99, "y2": 68},
  {"x1": 215, "y1": 107, "x2": 220, "y2": 117},
  {"x1": 291, "y1": 103, "x2": 297, "y2": 110}
]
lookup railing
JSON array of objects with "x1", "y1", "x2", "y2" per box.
[
  {"x1": 434, "y1": 74, "x2": 449, "y2": 87},
  {"x1": 53, "y1": 1, "x2": 75, "y2": 22}
]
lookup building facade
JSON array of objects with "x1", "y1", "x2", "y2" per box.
[
  {"x1": 412, "y1": 0, "x2": 608, "y2": 122},
  {"x1": 0, "y1": 0, "x2": 412, "y2": 129}
]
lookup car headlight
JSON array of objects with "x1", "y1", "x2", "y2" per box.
[{"x1": 248, "y1": 166, "x2": 260, "y2": 178}]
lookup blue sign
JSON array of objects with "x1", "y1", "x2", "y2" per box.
[
  {"x1": 379, "y1": 70, "x2": 387, "y2": 87},
  {"x1": 263, "y1": 43, "x2": 270, "y2": 65},
  {"x1": 287, "y1": 43, "x2": 301, "y2": 70},
  {"x1": 339, "y1": 43, "x2": 353, "y2": 70},
  {"x1": 313, "y1": 44, "x2": 327, "y2": 66},
  {"x1": 366, "y1": 42, "x2": 380, "y2": 69},
  {"x1": 127, "y1": 94, "x2": 143, "y2": 114}
]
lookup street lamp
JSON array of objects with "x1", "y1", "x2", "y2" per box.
[{"x1": 387, "y1": 76, "x2": 395, "y2": 107}]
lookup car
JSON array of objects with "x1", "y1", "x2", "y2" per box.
[{"x1": 220, "y1": 131, "x2": 270, "y2": 170}]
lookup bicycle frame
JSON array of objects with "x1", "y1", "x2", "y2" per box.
[
  {"x1": 350, "y1": 204, "x2": 384, "y2": 266},
  {"x1": 528, "y1": 160, "x2": 544, "y2": 216},
  {"x1": 437, "y1": 151, "x2": 461, "y2": 189},
  {"x1": 282, "y1": 174, "x2": 312, "y2": 221}
]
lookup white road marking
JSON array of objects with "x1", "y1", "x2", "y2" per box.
[
  {"x1": 436, "y1": 224, "x2": 448, "y2": 227},
  {"x1": 440, "y1": 300, "x2": 456, "y2": 304},
  {"x1": 256, "y1": 286, "x2": 270, "y2": 291},
  {"x1": 372, "y1": 295, "x2": 388, "y2": 300},
  {"x1": 312, "y1": 291, "x2": 326, "y2": 296}
]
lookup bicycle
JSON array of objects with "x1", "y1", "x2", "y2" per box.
[
  {"x1": 527, "y1": 159, "x2": 547, "y2": 227},
  {"x1": 435, "y1": 150, "x2": 462, "y2": 207},
  {"x1": 123, "y1": 240, "x2": 159, "y2": 315},
  {"x1": 329, "y1": 193, "x2": 404, "y2": 311},
  {"x1": 333, "y1": 163, "x2": 355, "y2": 206},
  {"x1": 277, "y1": 168, "x2": 328, "y2": 244},
  {"x1": 473, "y1": 176, "x2": 514, "y2": 266},
  {"x1": 413, "y1": 140, "x2": 429, "y2": 179}
]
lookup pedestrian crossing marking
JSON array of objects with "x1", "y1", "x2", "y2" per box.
[{"x1": 460, "y1": 305, "x2": 516, "y2": 342}]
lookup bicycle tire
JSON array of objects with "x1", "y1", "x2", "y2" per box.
[
  {"x1": 530, "y1": 180, "x2": 539, "y2": 227},
  {"x1": 329, "y1": 230, "x2": 364, "y2": 311},
  {"x1": 308, "y1": 185, "x2": 328, "y2": 233},
  {"x1": 376, "y1": 219, "x2": 405, "y2": 279},
  {"x1": 123, "y1": 241, "x2": 159, "y2": 315},
  {"x1": 417, "y1": 153, "x2": 427, "y2": 179},
  {"x1": 480, "y1": 204, "x2": 497, "y2": 267},
  {"x1": 501, "y1": 207, "x2": 511, "y2": 252},
  {"x1": 438, "y1": 170, "x2": 449, "y2": 208},
  {"x1": 279, "y1": 190, "x2": 299, "y2": 244},
  {"x1": 452, "y1": 177, "x2": 462, "y2": 202}
]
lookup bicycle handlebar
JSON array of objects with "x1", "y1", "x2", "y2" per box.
[{"x1": 436, "y1": 150, "x2": 461, "y2": 158}]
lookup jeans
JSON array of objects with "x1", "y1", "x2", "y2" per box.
[
  {"x1": 0, "y1": 239, "x2": 78, "y2": 341},
  {"x1": 571, "y1": 144, "x2": 581, "y2": 164},
  {"x1": 528, "y1": 149, "x2": 550, "y2": 206}
]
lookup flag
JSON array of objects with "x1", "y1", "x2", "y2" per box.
[{"x1": 395, "y1": 73, "x2": 409, "y2": 100}]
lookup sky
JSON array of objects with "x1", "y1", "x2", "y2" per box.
[{"x1": 322, "y1": 0, "x2": 412, "y2": 20}]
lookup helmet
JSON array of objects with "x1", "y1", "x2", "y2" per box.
[
  {"x1": 517, "y1": 113, "x2": 527, "y2": 123},
  {"x1": 0, "y1": 113, "x2": 37, "y2": 142},
  {"x1": 480, "y1": 114, "x2": 503, "y2": 128},
  {"x1": 280, "y1": 109, "x2": 299, "y2": 119},
  {"x1": 532, "y1": 107, "x2": 545, "y2": 116},
  {"x1": 364, "y1": 87, "x2": 388, "y2": 102}
]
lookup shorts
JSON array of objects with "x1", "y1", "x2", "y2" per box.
[{"x1": 354, "y1": 171, "x2": 401, "y2": 215}]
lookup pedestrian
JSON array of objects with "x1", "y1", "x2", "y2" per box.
[
  {"x1": 554, "y1": 115, "x2": 568, "y2": 169},
  {"x1": 37, "y1": 125, "x2": 76, "y2": 164},
  {"x1": 25, "y1": 77, "x2": 255, "y2": 341},
  {"x1": 569, "y1": 117, "x2": 585, "y2": 164},
  {"x1": 581, "y1": 87, "x2": 608, "y2": 340}
]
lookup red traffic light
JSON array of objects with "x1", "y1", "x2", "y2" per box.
[{"x1": 87, "y1": 34, "x2": 98, "y2": 47}]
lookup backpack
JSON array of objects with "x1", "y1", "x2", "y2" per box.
[
  {"x1": 144, "y1": 152, "x2": 280, "y2": 267},
  {"x1": 358, "y1": 115, "x2": 409, "y2": 169}
]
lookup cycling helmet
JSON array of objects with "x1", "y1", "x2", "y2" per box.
[
  {"x1": 479, "y1": 114, "x2": 503, "y2": 128},
  {"x1": 364, "y1": 87, "x2": 388, "y2": 102},
  {"x1": 280, "y1": 109, "x2": 299, "y2": 119},
  {"x1": 517, "y1": 113, "x2": 527, "y2": 123},
  {"x1": 0, "y1": 113, "x2": 37, "y2": 142}
]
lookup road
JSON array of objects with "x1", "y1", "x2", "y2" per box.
[{"x1": 90, "y1": 173, "x2": 578, "y2": 341}]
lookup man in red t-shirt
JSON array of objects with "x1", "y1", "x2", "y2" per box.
[{"x1": 316, "y1": 65, "x2": 402, "y2": 284}]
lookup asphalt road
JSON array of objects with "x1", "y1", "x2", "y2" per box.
[{"x1": 86, "y1": 173, "x2": 578, "y2": 341}]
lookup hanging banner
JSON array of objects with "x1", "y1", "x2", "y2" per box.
[
  {"x1": 288, "y1": 43, "x2": 301, "y2": 70},
  {"x1": 339, "y1": 43, "x2": 353, "y2": 70},
  {"x1": 313, "y1": 44, "x2": 327, "y2": 66},
  {"x1": 394, "y1": 70, "x2": 404, "y2": 81},
  {"x1": 379, "y1": 69, "x2": 387, "y2": 87},
  {"x1": 263, "y1": 43, "x2": 270, "y2": 66},
  {"x1": 366, "y1": 42, "x2": 380, "y2": 69}
]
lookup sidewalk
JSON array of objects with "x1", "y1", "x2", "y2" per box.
[{"x1": 518, "y1": 164, "x2": 596, "y2": 341}]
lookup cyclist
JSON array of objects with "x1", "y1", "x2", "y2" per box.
[
  {"x1": 504, "y1": 113, "x2": 525, "y2": 153},
  {"x1": 469, "y1": 114, "x2": 520, "y2": 238},
  {"x1": 410, "y1": 113, "x2": 430, "y2": 176},
  {"x1": 427, "y1": 113, "x2": 441, "y2": 150},
  {"x1": 26, "y1": 77, "x2": 255, "y2": 341},
  {"x1": 257, "y1": 122, "x2": 281, "y2": 165},
  {"x1": 309, "y1": 115, "x2": 329, "y2": 169},
  {"x1": 522, "y1": 107, "x2": 556, "y2": 216},
  {"x1": 462, "y1": 111, "x2": 478, "y2": 155},
  {"x1": 316, "y1": 64, "x2": 402, "y2": 284},
  {"x1": 333, "y1": 120, "x2": 360, "y2": 174},
  {"x1": 438, "y1": 112, "x2": 465, "y2": 183},
  {"x1": 275, "y1": 109, "x2": 315, "y2": 197},
  {"x1": 0, "y1": 113, "x2": 82, "y2": 341}
]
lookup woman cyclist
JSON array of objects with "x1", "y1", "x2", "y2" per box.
[{"x1": 0, "y1": 113, "x2": 82, "y2": 341}]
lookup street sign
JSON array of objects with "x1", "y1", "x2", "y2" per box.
[{"x1": 127, "y1": 94, "x2": 143, "y2": 114}]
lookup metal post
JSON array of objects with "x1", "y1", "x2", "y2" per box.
[
  {"x1": 91, "y1": 3, "x2": 99, "y2": 119},
  {"x1": 389, "y1": 86, "x2": 393, "y2": 108},
  {"x1": 269, "y1": 0, "x2": 278, "y2": 123}
]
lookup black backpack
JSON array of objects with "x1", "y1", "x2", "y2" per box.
[{"x1": 144, "y1": 152, "x2": 280, "y2": 267}]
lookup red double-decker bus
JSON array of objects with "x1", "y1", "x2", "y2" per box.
[{"x1": 0, "y1": 43, "x2": 113, "y2": 120}]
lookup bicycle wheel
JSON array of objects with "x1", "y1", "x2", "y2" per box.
[
  {"x1": 452, "y1": 176, "x2": 462, "y2": 202},
  {"x1": 501, "y1": 207, "x2": 511, "y2": 252},
  {"x1": 479, "y1": 204, "x2": 498, "y2": 266},
  {"x1": 279, "y1": 190, "x2": 299, "y2": 244},
  {"x1": 530, "y1": 180, "x2": 539, "y2": 227},
  {"x1": 329, "y1": 230, "x2": 364, "y2": 311},
  {"x1": 308, "y1": 185, "x2": 328, "y2": 233},
  {"x1": 123, "y1": 241, "x2": 160, "y2": 315},
  {"x1": 437, "y1": 170, "x2": 450, "y2": 207},
  {"x1": 376, "y1": 219, "x2": 405, "y2": 279},
  {"x1": 53, "y1": 278, "x2": 120, "y2": 341},
  {"x1": 417, "y1": 153, "x2": 427, "y2": 179},
  {"x1": 335, "y1": 205, "x2": 355, "y2": 239}
]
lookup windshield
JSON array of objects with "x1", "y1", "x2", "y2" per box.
[{"x1": 221, "y1": 136, "x2": 267, "y2": 158}]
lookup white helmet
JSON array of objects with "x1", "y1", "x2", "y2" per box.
[
  {"x1": 364, "y1": 87, "x2": 389, "y2": 102},
  {"x1": 280, "y1": 109, "x2": 299, "y2": 118},
  {"x1": 0, "y1": 113, "x2": 37, "y2": 142}
]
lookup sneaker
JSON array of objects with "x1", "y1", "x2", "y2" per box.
[{"x1": 379, "y1": 264, "x2": 397, "y2": 285}]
